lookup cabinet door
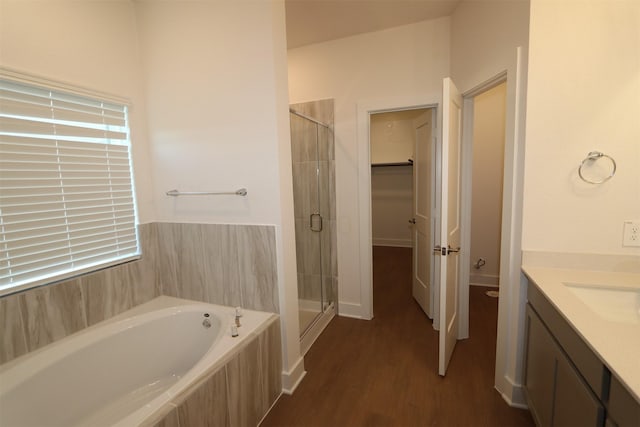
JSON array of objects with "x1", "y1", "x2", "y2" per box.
[
  {"x1": 608, "y1": 376, "x2": 640, "y2": 427},
  {"x1": 553, "y1": 351, "x2": 604, "y2": 427},
  {"x1": 524, "y1": 305, "x2": 557, "y2": 427}
]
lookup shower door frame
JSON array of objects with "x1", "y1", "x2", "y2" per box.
[{"x1": 289, "y1": 107, "x2": 335, "y2": 341}]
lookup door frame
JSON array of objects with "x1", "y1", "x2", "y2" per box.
[
  {"x1": 456, "y1": 47, "x2": 527, "y2": 406},
  {"x1": 356, "y1": 95, "x2": 440, "y2": 320},
  {"x1": 458, "y1": 71, "x2": 508, "y2": 339}
]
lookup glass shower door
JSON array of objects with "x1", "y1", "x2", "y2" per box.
[{"x1": 290, "y1": 111, "x2": 332, "y2": 336}]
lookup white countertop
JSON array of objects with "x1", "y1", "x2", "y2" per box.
[{"x1": 522, "y1": 266, "x2": 640, "y2": 402}]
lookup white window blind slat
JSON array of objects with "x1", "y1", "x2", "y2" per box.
[
  {"x1": 0, "y1": 77, "x2": 139, "y2": 294},
  {"x1": 0, "y1": 98, "x2": 126, "y2": 128},
  {"x1": 0, "y1": 187, "x2": 132, "y2": 200},
  {"x1": 3, "y1": 226, "x2": 135, "y2": 257},
  {"x1": 5, "y1": 256, "x2": 74, "y2": 278},
  {"x1": 3, "y1": 238, "x2": 70, "y2": 257},
  {"x1": 0, "y1": 117, "x2": 128, "y2": 140},
  {"x1": 1, "y1": 81, "x2": 126, "y2": 115},
  {"x1": 2, "y1": 205, "x2": 135, "y2": 230}
]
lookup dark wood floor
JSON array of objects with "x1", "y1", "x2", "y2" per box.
[{"x1": 262, "y1": 246, "x2": 534, "y2": 427}]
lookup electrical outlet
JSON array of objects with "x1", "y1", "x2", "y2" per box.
[{"x1": 622, "y1": 220, "x2": 640, "y2": 247}]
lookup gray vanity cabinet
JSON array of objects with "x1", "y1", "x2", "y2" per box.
[
  {"x1": 524, "y1": 305, "x2": 558, "y2": 426},
  {"x1": 553, "y1": 343, "x2": 604, "y2": 426},
  {"x1": 524, "y1": 305, "x2": 604, "y2": 427},
  {"x1": 524, "y1": 280, "x2": 640, "y2": 427}
]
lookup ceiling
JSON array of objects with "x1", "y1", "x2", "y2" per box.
[{"x1": 284, "y1": 0, "x2": 462, "y2": 49}]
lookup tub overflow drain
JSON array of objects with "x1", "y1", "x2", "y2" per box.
[{"x1": 202, "y1": 313, "x2": 211, "y2": 328}]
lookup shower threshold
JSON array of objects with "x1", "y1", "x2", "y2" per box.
[{"x1": 300, "y1": 302, "x2": 335, "y2": 356}]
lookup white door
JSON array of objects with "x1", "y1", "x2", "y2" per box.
[
  {"x1": 438, "y1": 77, "x2": 463, "y2": 376},
  {"x1": 411, "y1": 110, "x2": 434, "y2": 318}
]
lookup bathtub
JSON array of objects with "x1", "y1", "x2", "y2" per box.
[{"x1": 0, "y1": 296, "x2": 277, "y2": 427}]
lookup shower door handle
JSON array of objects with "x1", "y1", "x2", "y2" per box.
[{"x1": 310, "y1": 213, "x2": 323, "y2": 232}]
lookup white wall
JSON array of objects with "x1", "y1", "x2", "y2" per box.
[
  {"x1": 450, "y1": 0, "x2": 530, "y2": 407},
  {"x1": 523, "y1": 0, "x2": 640, "y2": 256},
  {"x1": 0, "y1": 0, "x2": 154, "y2": 223},
  {"x1": 370, "y1": 111, "x2": 417, "y2": 247},
  {"x1": 470, "y1": 82, "x2": 506, "y2": 287},
  {"x1": 288, "y1": 18, "x2": 450, "y2": 314},
  {"x1": 370, "y1": 111, "x2": 416, "y2": 164},
  {"x1": 134, "y1": 0, "x2": 302, "y2": 390},
  {"x1": 371, "y1": 166, "x2": 413, "y2": 247},
  {"x1": 136, "y1": 1, "x2": 286, "y2": 226}
]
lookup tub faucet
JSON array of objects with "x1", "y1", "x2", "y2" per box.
[{"x1": 235, "y1": 307, "x2": 243, "y2": 327}]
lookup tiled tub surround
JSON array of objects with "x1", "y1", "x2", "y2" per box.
[
  {"x1": 0, "y1": 296, "x2": 282, "y2": 427},
  {"x1": 0, "y1": 222, "x2": 280, "y2": 366},
  {"x1": 152, "y1": 314, "x2": 281, "y2": 427}
]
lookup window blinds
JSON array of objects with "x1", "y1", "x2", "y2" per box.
[{"x1": 0, "y1": 78, "x2": 139, "y2": 294}]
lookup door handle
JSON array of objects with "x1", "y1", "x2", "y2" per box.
[
  {"x1": 408, "y1": 218, "x2": 416, "y2": 224},
  {"x1": 310, "y1": 213, "x2": 323, "y2": 232},
  {"x1": 433, "y1": 245, "x2": 460, "y2": 255},
  {"x1": 447, "y1": 245, "x2": 460, "y2": 255}
]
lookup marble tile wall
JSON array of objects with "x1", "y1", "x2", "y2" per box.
[
  {"x1": 290, "y1": 99, "x2": 338, "y2": 310},
  {"x1": 155, "y1": 222, "x2": 279, "y2": 313},
  {"x1": 152, "y1": 318, "x2": 282, "y2": 427},
  {"x1": 0, "y1": 221, "x2": 281, "y2": 366}
]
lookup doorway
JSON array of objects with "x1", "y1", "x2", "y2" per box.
[
  {"x1": 369, "y1": 107, "x2": 435, "y2": 320},
  {"x1": 468, "y1": 82, "x2": 507, "y2": 294},
  {"x1": 458, "y1": 77, "x2": 508, "y2": 342}
]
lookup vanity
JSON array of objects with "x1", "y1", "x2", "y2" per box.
[{"x1": 522, "y1": 266, "x2": 640, "y2": 427}]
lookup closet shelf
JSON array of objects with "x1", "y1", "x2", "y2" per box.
[{"x1": 371, "y1": 161, "x2": 413, "y2": 167}]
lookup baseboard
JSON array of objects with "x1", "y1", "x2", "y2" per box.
[
  {"x1": 372, "y1": 238, "x2": 412, "y2": 248},
  {"x1": 337, "y1": 301, "x2": 366, "y2": 319},
  {"x1": 281, "y1": 356, "x2": 306, "y2": 395},
  {"x1": 469, "y1": 273, "x2": 499, "y2": 287},
  {"x1": 497, "y1": 376, "x2": 528, "y2": 409},
  {"x1": 470, "y1": 282, "x2": 499, "y2": 288}
]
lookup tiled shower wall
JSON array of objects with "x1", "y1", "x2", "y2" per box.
[
  {"x1": 290, "y1": 99, "x2": 337, "y2": 308},
  {"x1": 0, "y1": 222, "x2": 279, "y2": 366}
]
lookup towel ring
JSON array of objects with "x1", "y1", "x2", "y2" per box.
[{"x1": 578, "y1": 151, "x2": 616, "y2": 184}]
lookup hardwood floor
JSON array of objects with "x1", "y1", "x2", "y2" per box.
[{"x1": 261, "y1": 246, "x2": 534, "y2": 427}]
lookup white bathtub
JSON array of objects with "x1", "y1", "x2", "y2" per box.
[{"x1": 0, "y1": 296, "x2": 276, "y2": 427}]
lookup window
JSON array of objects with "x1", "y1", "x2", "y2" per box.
[{"x1": 0, "y1": 74, "x2": 139, "y2": 296}]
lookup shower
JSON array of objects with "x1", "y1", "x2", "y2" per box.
[{"x1": 289, "y1": 99, "x2": 337, "y2": 354}]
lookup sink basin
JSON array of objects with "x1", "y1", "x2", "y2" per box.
[{"x1": 563, "y1": 282, "x2": 640, "y2": 325}]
